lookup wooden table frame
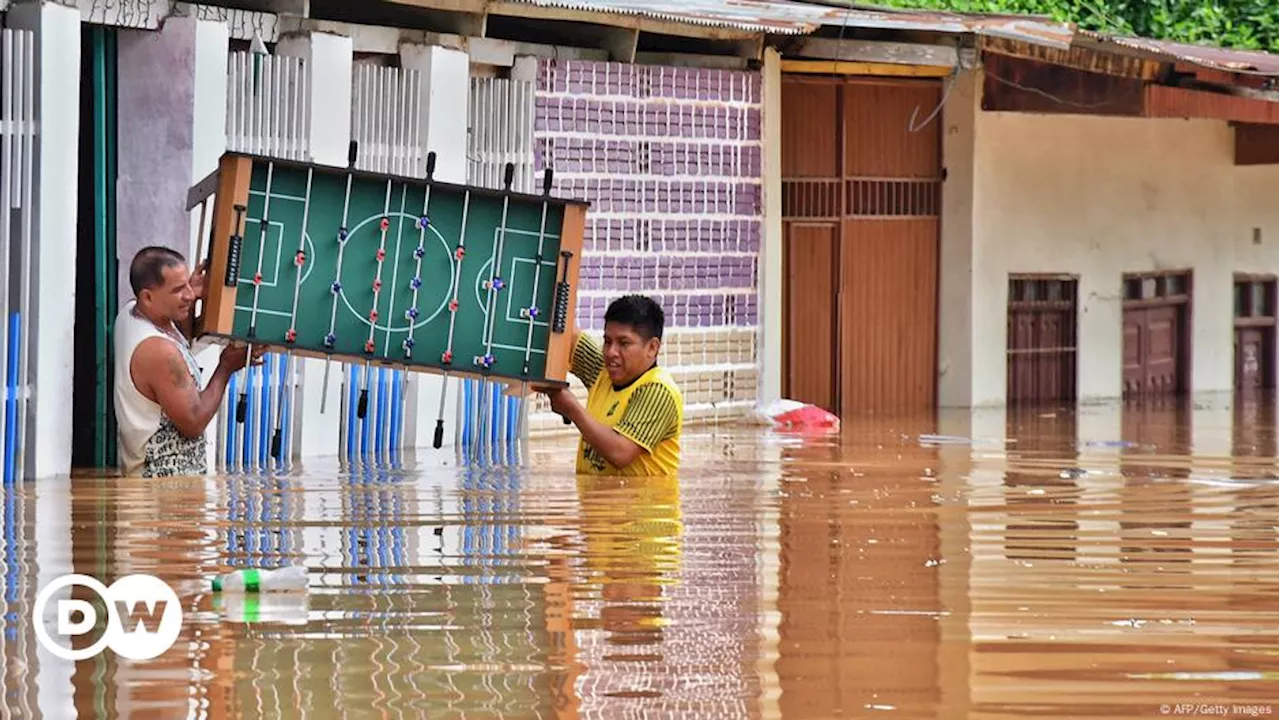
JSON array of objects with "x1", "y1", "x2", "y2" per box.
[{"x1": 188, "y1": 151, "x2": 587, "y2": 392}]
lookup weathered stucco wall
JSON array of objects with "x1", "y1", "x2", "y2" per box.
[
  {"x1": 948, "y1": 71, "x2": 1278, "y2": 407},
  {"x1": 116, "y1": 16, "x2": 198, "y2": 302}
]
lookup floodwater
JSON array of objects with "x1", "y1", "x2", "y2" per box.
[{"x1": 1, "y1": 393, "x2": 1276, "y2": 719}]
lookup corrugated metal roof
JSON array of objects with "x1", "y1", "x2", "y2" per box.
[
  {"x1": 1077, "y1": 30, "x2": 1279, "y2": 77},
  {"x1": 506, "y1": 0, "x2": 827, "y2": 34},
  {"x1": 504, "y1": 0, "x2": 1274, "y2": 77},
  {"x1": 507, "y1": 0, "x2": 1074, "y2": 46}
]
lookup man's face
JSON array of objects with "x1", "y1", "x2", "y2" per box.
[
  {"x1": 602, "y1": 321, "x2": 660, "y2": 386},
  {"x1": 139, "y1": 263, "x2": 195, "y2": 323}
]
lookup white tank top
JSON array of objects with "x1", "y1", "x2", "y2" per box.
[{"x1": 113, "y1": 301, "x2": 207, "y2": 476}]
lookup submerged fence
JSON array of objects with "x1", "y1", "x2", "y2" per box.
[
  {"x1": 460, "y1": 76, "x2": 538, "y2": 466},
  {"x1": 221, "y1": 56, "x2": 441, "y2": 470},
  {"x1": 0, "y1": 29, "x2": 36, "y2": 484},
  {"x1": 341, "y1": 61, "x2": 424, "y2": 466},
  {"x1": 222, "y1": 50, "x2": 309, "y2": 472}
]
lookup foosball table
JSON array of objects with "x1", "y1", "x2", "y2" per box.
[{"x1": 187, "y1": 144, "x2": 588, "y2": 455}]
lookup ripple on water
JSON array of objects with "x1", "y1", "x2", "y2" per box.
[{"x1": 0, "y1": 396, "x2": 1274, "y2": 718}]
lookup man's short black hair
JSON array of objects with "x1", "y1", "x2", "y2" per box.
[
  {"x1": 604, "y1": 294, "x2": 665, "y2": 341},
  {"x1": 129, "y1": 246, "x2": 187, "y2": 296}
]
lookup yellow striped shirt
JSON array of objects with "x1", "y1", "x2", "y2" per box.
[{"x1": 569, "y1": 333, "x2": 683, "y2": 476}]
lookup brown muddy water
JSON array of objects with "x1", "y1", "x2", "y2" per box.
[{"x1": 1, "y1": 395, "x2": 1276, "y2": 719}]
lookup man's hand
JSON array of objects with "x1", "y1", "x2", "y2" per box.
[
  {"x1": 538, "y1": 386, "x2": 644, "y2": 470},
  {"x1": 544, "y1": 386, "x2": 581, "y2": 420},
  {"x1": 218, "y1": 342, "x2": 266, "y2": 374},
  {"x1": 189, "y1": 259, "x2": 209, "y2": 300}
]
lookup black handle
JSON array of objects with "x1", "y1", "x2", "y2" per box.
[
  {"x1": 224, "y1": 205, "x2": 246, "y2": 287},
  {"x1": 357, "y1": 389, "x2": 368, "y2": 420},
  {"x1": 542, "y1": 167, "x2": 553, "y2": 195},
  {"x1": 426, "y1": 151, "x2": 437, "y2": 179},
  {"x1": 347, "y1": 140, "x2": 358, "y2": 167},
  {"x1": 503, "y1": 162, "x2": 515, "y2": 190},
  {"x1": 271, "y1": 429, "x2": 282, "y2": 459},
  {"x1": 433, "y1": 419, "x2": 444, "y2": 449},
  {"x1": 235, "y1": 393, "x2": 247, "y2": 423}
]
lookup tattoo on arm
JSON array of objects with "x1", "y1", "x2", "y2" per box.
[{"x1": 167, "y1": 353, "x2": 192, "y2": 390}]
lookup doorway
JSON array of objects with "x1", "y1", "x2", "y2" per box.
[
  {"x1": 1233, "y1": 273, "x2": 1276, "y2": 394},
  {"x1": 780, "y1": 75, "x2": 941, "y2": 418},
  {"x1": 1006, "y1": 275, "x2": 1078, "y2": 408},
  {"x1": 71, "y1": 25, "x2": 118, "y2": 471},
  {"x1": 1121, "y1": 270, "x2": 1192, "y2": 399}
]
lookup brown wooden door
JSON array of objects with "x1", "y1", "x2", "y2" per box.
[
  {"x1": 1122, "y1": 272, "x2": 1190, "y2": 397},
  {"x1": 781, "y1": 75, "x2": 940, "y2": 418},
  {"x1": 1144, "y1": 305, "x2": 1179, "y2": 391},
  {"x1": 1124, "y1": 306, "x2": 1184, "y2": 395},
  {"x1": 1007, "y1": 277, "x2": 1077, "y2": 405},
  {"x1": 1236, "y1": 328, "x2": 1264, "y2": 390},
  {"x1": 1122, "y1": 310, "x2": 1143, "y2": 393},
  {"x1": 786, "y1": 224, "x2": 839, "y2": 411}
]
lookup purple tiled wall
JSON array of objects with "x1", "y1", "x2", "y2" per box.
[{"x1": 534, "y1": 59, "x2": 763, "y2": 333}]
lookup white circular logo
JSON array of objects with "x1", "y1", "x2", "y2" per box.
[{"x1": 34, "y1": 574, "x2": 183, "y2": 661}]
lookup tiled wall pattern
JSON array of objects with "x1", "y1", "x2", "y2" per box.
[{"x1": 529, "y1": 59, "x2": 765, "y2": 431}]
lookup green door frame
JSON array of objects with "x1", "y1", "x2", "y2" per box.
[{"x1": 91, "y1": 25, "x2": 118, "y2": 469}]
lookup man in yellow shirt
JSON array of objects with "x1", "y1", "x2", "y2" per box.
[{"x1": 541, "y1": 295, "x2": 683, "y2": 476}]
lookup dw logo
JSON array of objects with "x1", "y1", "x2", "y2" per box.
[{"x1": 34, "y1": 574, "x2": 183, "y2": 661}]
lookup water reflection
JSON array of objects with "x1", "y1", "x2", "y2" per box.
[{"x1": 0, "y1": 395, "x2": 1274, "y2": 718}]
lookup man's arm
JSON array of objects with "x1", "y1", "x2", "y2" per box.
[
  {"x1": 560, "y1": 383, "x2": 679, "y2": 470},
  {"x1": 561, "y1": 399, "x2": 646, "y2": 469},
  {"x1": 133, "y1": 338, "x2": 235, "y2": 438},
  {"x1": 569, "y1": 329, "x2": 603, "y2": 389}
]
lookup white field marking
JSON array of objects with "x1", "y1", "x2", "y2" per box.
[
  {"x1": 504, "y1": 257, "x2": 558, "y2": 328},
  {"x1": 336, "y1": 211, "x2": 456, "y2": 334}
]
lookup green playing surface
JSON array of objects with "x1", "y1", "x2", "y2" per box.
[{"x1": 222, "y1": 157, "x2": 574, "y2": 384}]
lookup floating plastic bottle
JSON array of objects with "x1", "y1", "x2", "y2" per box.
[
  {"x1": 211, "y1": 565, "x2": 308, "y2": 593},
  {"x1": 215, "y1": 592, "x2": 310, "y2": 625}
]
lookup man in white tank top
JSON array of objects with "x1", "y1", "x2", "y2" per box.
[{"x1": 114, "y1": 247, "x2": 262, "y2": 477}]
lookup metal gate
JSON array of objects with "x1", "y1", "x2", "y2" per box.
[
  {"x1": 0, "y1": 29, "x2": 36, "y2": 483},
  {"x1": 781, "y1": 75, "x2": 941, "y2": 417}
]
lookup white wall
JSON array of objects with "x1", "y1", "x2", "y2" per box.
[
  {"x1": 937, "y1": 69, "x2": 979, "y2": 408},
  {"x1": 8, "y1": 1, "x2": 80, "y2": 480},
  {"x1": 957, "y1": 70, "x2": 1278, "y2": 407},
  {"x1": 190, "y1": 19, "x2": 230, "y2": 470},
  {"x1": 758, "y1": 47, "x2": 783, "y2": 407}
]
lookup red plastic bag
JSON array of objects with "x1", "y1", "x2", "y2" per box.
[{"x1": 752, "y1": 399, "x2": 840, "y2": 433}]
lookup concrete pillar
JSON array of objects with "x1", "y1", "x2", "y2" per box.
[
  {"x1": 937, "y1": 69, "x2": 978, "y2": 408},
  {"x1": 117, "y1": 16, "x2": 198, "y2": 300},
  {"x1": 758, "y1": 46, "x2": 783, "y2": 405},
  {"x1": 275, "y1": 31, "x2": 352, "y2": 460},
  {"x1": 399, "y1": 43, "x2": 469, "y2": 458},
  {"x1": 115, "y1": 14, "x2": 230, "y2": 471},
  {"x1": 7, "y1": 1, "x2": 80, "y2": 481},
  {"x1": 400, "y1": 44, "x2": 469, "y2": 184}
]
